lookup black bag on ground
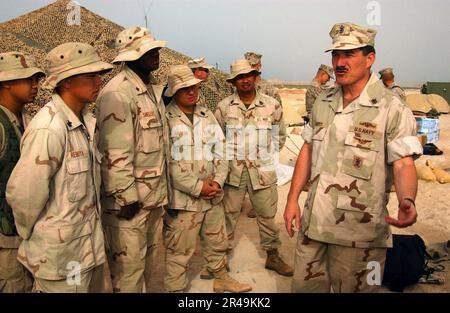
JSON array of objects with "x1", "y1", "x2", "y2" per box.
[{"x1": 382, "y1": 234, "x2": 428, "y2": 292}]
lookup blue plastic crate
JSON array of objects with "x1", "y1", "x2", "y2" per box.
[{"x1": 415, "y1": 117, "x2": 439, "y2": 133}]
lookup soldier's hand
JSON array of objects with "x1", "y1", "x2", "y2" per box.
[
  {"x1": 284, "y1": 200, "x2": 301, "y2": 238},
  {"x1": 385, "y1": 198, "x2": 418, "y2": 228},
  {"x1": 117, "y1": 202, "x2": 141, "y2": 220},
  {"x1": 200, "y1": 179, "x2": 218, "y2": 199}
]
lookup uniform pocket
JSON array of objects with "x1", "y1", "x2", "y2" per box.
[
  {"x1": 44, "y1": 221, "x2": 96, "y2": 278},
  {"x1": 66, "y1": 156, "x2": 89, "y2": 202},
  {"x1": 341, "y1": 132, "x2": 380, "y2": 180},
  {"x1": 138, "y1": 114, "x2": 162, "y2": 153},
  {"x1": 335, "y1": 194, "x2": 377, "y2": 241}
]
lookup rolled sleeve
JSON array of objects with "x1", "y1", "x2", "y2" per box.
[
  {"x1": 387, "y1": 135, "x2": 423, "y2": 164},
  {"x1": 386, "y1": 102, "x2": 423, "y2": 164}
]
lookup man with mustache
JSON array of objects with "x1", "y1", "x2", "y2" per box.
[
  {"x1": 96, "y1": 26, "x2": 171, "y2": 292},
  {"x1": 6, "y1": 43, "x2": 113, "y2": 292},
  {"x1": 284, "y1": 22, "x2": 422, "y2": 292},
  {"x1": 213, "y1": 59, "x2": 293, "y2": 278},
  {"x1": 0, "y1": 51, "x2": 44, "y2": 292}
]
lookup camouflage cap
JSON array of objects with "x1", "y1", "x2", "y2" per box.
[
  {"x1": 244, "y1": 51, "x2": 262, "y2": 66},
  {"x1": 42, "y1": 42, "x2": 113, "y2": 90},
  {"x1": 325, "y1": 22, "x2": 377, "y2": 52},
  {"x1": 188, "y1": 57, "x2": 212, "y2": 70},
  {"x1": 113, "y1": 26, "x2": 166, "y2": 63},
  {"x1": 164, "y1": 65, "x2": 202, "y2": 97},
  {"x1": 0, "y1": 51, "x2": 44, "y2": 82},
  {"x1": 318, "y1": 64, "x2": 334, "y2": 79},
  {"x1": 227, "y1": 59, "x2": 260, "y2": 82},
  {"x1": 378, "y1": 67, "x2": 394, "y2": 77}
]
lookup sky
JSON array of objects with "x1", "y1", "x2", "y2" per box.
[{"x1": 1, "y1": 0, "x2": 449, "y2": 84}]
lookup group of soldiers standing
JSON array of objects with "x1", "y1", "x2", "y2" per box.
[
  {"x1": 0, "y1": 25, "x2": 292, "y2": 293},
  {"x1": 1, "y1": 21, "x2": 421, "y2": 294}
]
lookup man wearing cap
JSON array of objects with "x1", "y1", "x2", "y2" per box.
[
  {"x1": 305, "y1": 64, "x2": 334, "y2": 120},
  {"x1": 162, "y1": 65, "x2": 252, "y2": 293},
  {"x1": 95, "y1": 26, "x2": 170, "y2": 292},
  {"x1": 284, "y1": 22, "x2": 422, "y2": 292},
  {"x1": 214, "y1": 59, "x2": 293, "y2": 277},
  {"x1": 244, "y1": 51, "x2": 282, "y2": 105},
  {"x1": 379, "y1": 67, "x2": 406, "y2": 101},
  {"x1": 0, "y1": 51, "x2": 44, "y2": 292},
  {"x1": 6, "y1": 43, "x2": 113, "y2": 292},
  {"x1": 187, "y1": 57, "x2": 214, "y2": 110}
]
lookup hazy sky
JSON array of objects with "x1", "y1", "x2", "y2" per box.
[{"x1": 1, "y1": 0, "x2": 449, "y2": 83}]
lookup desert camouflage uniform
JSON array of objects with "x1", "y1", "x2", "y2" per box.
[
  {"x1": 215, "y1": 91, "x2": 286, "y2": 251},
  {"x1": 6, "y1": 94, "x2": 108, "y2": 292},
  {"x1": 257, "y1": 80, "x2": 282, "y2": 104},
  {"x1": 387, "y1": 83, "x2": 406, "y2": 101},
  {"x1": 163, "y1": 102, "x2": 229, "y2": 291},
  {"x1": 0, "y1": 105, "x2": 33, "y2": 293},
  {"x1": 305, "y1": 79, "x2": 327, "y2": 119},
  {"x1": 293, "y1": 73, "x2": 422, "y2": 292},
  {"x1": 96, "y1": 65, "x2": 170, "y2": 293}
]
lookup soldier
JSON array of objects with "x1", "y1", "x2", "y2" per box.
[
  {"x1": 214, "y1": 59, "x2": 293, "y2": 277},
  {"x1": 244, "y1": 51, "x2": 281, "y2": 219},
  {"x1": 187, "y1": 57, "x2": 214, "y2": 110},
  {"x1": 96, "y1": 26, "x2": 170, "y2": 293},
  {"x1": 305, "y1": 64, "x2": 334, "y2": 120},
  {"x1": 6, "y1": 43, "x2": 113, "y2": 292},
  {"x1": 284, "y1": 22, "x2": 423, "y2": 292},
  {"x1": 379, "y1": 67, "x2": 406, "y2": 101},
  {"x1": 163, "y1": 65, "x2": 252, "y2": 293},
  {"x1": 0, "y1": 51, "x2": 44, "y2": 293},
  {"x1": 244, "y1": 51, "x2": 282, "y2": 104}
]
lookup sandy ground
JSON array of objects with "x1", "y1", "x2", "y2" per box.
[{"x1": 148, "y1": 114, "x2": 450, "y2": 293}]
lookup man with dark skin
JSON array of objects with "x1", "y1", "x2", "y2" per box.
[
  {"x1": 96, "y1": 26, "x2": 171, "y2": 292},
  {"x1": 0, "y1": 51, "x2": 44, "y2": 293}
]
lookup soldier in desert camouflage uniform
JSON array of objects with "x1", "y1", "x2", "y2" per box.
[
  {"x1": 187, "y1": 57, "x2": 214, "y2": 110},
  {"x1": 379, "y1": 67, "x2": 406, "y2": 101},
  {"x1": 0, "y1": 51, "x2": 44, "y2": 293},
  {"x1": 6, "y1": 43, "x2": 113, "y2": 292},
  {"x1": 244, "y1": 51, "x2": 282, "y2": 104},
  {"x1": 305, "y1": 64, "x2": 334, "y2": 120},
  {"x1": 284, "y1": 22, "x2": 423, "y2": 293},
  {"x1": 214, "y1": 59, "x2": 293, "y2": 277},
  {"x1": 96, "y1": 26, "x2": 170, "y2": 293},
  {"x1": 163, "y1": 65, "x2": 252, "y2": 293}
]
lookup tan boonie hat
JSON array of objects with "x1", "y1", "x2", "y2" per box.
[
  {"x1": 227, "y1": 59, "x2": 260, "y2": 82},
  {"x1": 319, "y1": 64, "x2": 334, "y2": 79},
  {"x1": 164, "y1": 65, "x2": 202, "y2": 97},
  {"x1": 113, "y1": 26, "x2": 166, "y2": 63},
  {"x1": 188, "y1": 57, "x2": 212, "y2": 70},
  {"x1": 0, "y1": 51, "x2": 44, "y2": 82},
  {"x1": 42, "y1": 42, "x2": 113, "y2": 90},
  {"x1": 244, "y1": 52, "x2": 262, "y2": 66},
  {"x1": 379, "y1": 67, "x2": 394, "y2": 77},
  {"x1": 325, "y1": 22, "x2": 377, "y2": 52}
]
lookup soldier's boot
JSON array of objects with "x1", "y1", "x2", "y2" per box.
[
  {"x1": 213, "y1": 269, "x2": 252, "y2": 293},
  {"x1": 200, "y1": 263, "x2": 230, "y2": 280},
  {"x1": 247, "y1": 208, "x2": 257, "y2": 218},
  {"x1": 265, "y1": 249, "x2": 294, "y2": 277}
]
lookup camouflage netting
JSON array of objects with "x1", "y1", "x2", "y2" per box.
[{"x1": 0, "y1": 0, "x2": 234, "y2": 114}]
